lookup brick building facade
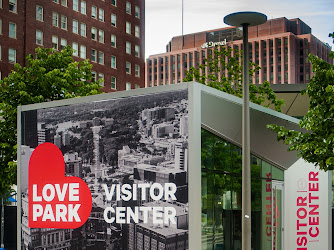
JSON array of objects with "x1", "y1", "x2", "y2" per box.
[
  {"x1": 146, "y1": 17, "x2": 332, "y2": 87},
  {"x1": 0, "y1": 0, "x2": 145, "y2": 91}
]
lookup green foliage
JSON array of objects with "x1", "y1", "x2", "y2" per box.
[
  {"x1": 329, "y1": 32, "x2": 334, "y2": 44},
  {"x1": 0, "y1": 46, "x2": 102, "y2": 196},
  {"x1": 267, "y1": 52, "x2": 334, "y2": 171},
  {"x1": 201, "y1": 129, "x2": 262, "y2": 211},
  {"x1": 183, "y1": 46, "x2": 284, "y2": 112},
  {"x1": 0, "y1": 187, "x2": 16, "y2": 205}
]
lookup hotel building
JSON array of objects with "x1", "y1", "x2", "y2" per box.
[
  {"x1": 146, "y1": 17, "x2": 332, "y2": 87},
  {"x1": 0, "y1": 0, "x2": 145, "y2": 91}
]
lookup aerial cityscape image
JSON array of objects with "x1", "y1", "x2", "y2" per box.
[{"x1": 20, "y1": 90, "x2": 189, "y2": 249}]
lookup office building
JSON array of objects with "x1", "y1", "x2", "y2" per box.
[
  {"x1": 0, "y1": 0, "x2": 145, "y2": 91},
  {"x1": 146, "y1": 17, "x2": 332, "y2": 87},
  {"x1": 64, "y1": 151, "x2": 83, "y2": 178}
]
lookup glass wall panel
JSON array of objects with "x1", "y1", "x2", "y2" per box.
[
  {"x1": 261, "y1": 161, "x2": 272, "y2": 178},
  {"x1": 214, "y1": 140, "x2": 231, "y2": 173},
  {"x1": 201, "y1": 128, "x2": 284, "y2": 250},
  {"x1": 231, "y1": 144, "x2": 242, "y2": 174},
  {"x1": 201, "y1": 129, "x2": 215, "y2": 170},
  {"x1": 251, "y1": 155, "x2": 261, "y2": 178},
  {"x1": 202, "y1": 171, "x2": 214, "y2": 250},
  {"x1": 272, "y1": 166, "x2": 284, "y2": 181}
]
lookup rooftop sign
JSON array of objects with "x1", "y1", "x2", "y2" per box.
[{"x1": 201, "y1": 39, "x2": 227, "y2": 49}]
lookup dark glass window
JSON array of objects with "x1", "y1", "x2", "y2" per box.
[{"x1": 201, "y1": 129, "x2": 284, "y2": 250}]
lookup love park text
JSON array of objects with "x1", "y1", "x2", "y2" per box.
[
  {"x1": 32, "y1": 183, "x2": 81, "y2": 222},
  {"x1": 103, "y1": 183, "x2": 178, "y2": 224}
]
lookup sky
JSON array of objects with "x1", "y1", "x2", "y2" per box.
[{"x1": 145, "y1": 0, "x2": 334, "y2": 58}]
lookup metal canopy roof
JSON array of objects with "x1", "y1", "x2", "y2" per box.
[{"x1": 199, "y1": 83, "x2": 306, "y2": 170}]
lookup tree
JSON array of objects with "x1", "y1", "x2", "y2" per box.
[
  {"x1": 329, "y1": 32, "x2": 334, "y2": 43},
  {"x1": 183, "y1": 46, "x2": 284, "y2": 112},
  {"x1": 267, "y1": 50, "x2": 334, "y2": 171},
  {"x1": 0, "y1": 46, "x2": 102, "y2": 196}
]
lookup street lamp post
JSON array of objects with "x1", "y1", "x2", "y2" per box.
[{"x1": 224, "y1": 11, "x2": 267, "y2": 250}]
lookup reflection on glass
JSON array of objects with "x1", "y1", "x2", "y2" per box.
[
  {"x1": 272, "y1": 166, "x2": 284, "y2": 181},
  {"x1": 201, "y1": 128, "x2": 284, "y2": 250}
]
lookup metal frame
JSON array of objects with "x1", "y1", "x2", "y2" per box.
[{"x1": 272, "y1": 181, "x2": 284, "y2": 250}]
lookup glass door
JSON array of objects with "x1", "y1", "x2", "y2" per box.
[{"x1": 272, "y1": 181, "x2": 284, "y2": 250}]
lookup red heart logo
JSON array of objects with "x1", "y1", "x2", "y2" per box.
[{"x1": 29, "y1": 142, "x2": 92, "y2": 229}]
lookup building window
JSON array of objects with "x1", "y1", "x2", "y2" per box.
[
  {"x1": 135, "y1": 6, "x2": 140, "y2": 18},
  {"x1": 80, "y1": 1, "x2": 86, "y2": 14},
  {"x1": 80, "y1": 45, "x2": 86, "y2": 59},
  {"x1": 91, "y1": 71, "x2": 96, "y2": 82},
  {"x1": 98, "y1": 73, "x2": 104, "y2": 86},
  {"x1": 111, "y1": 0, "x2": 116, "y2": 6},
  {"x1": 135, "y1": 64, "x2": 140, "y2": 77},
  {"x1": 72, "y1": 20, "x2": 78, "y2": 34},
  {"x1": 52, "y1": 35, "x2": 58, "y2": 50},
  {"x1": 135, "y1": 45, "x2": 140, "y2": 57},
  {"x1": 111, "y1": 34, "x2": 116, "y2": 47},
  {"x1": 36, "y1": 6, "x2": 43, "y2": 21},
  {"x1": 111, "y1": 14, "x2": 116, "y2": 27},
  {"x1": 52, "y1": 12, "x2": 59, "y2": 27},
  {"x1": 98, "y1": 51, "x2": 104, "y2": 64},
  {"x1": 9, "y1": 0, "x2": 16, "y2": 13},
  {"x1": 91, "y1": 27, "x2": 97, "y2": 40},
  {"x1": 135, "y1": 25, "x2": 140, "y2": 38},
  {"x1": 126, "y1": 22, "x2": 131, "y2": 34},
  {"x1": 111, "y1": 76, "x2": 116, "y2": 89},
  {"x1": 61, "y1": 0, "x2": 67, "y2": 7},
  {"x1": 98, "y1": 30, "x2": 104, "y2": 43},
  {"x1": 72, "y1": 42, "x2": 78, "y2": 56},
  {"x1": 9, "y1": 22, "x2": 16, "y2": 38},
  {"x1": 73, "y1": 0, "x2": 78, "y2": 11},
  {"x1": 126, "y1": 42, "x2": 131, "y2": 54},
  {"x1": 111, "y1": 56, "x2": 116, "y2": 68},
  {"x1": 8, "y1": 48, "x2": 16, "y2": 63},
  {"x1": 126, "y1": 61, "x2": 131, "y2": 74},
  {"x1": 61, "y1": 15, "x2": 67, "y2": 30},
  {"x1": 91, "y1": 49, "x2": 96, "y2": 62},
  {"x1": 0, "y1": 19, "x2": 2, "y2": 34},
  {"x1": 126, "y1": 82, "x2": 131, "y2": 90},
  {"x1": 53, "y1": 0, "x2": 59, "y2": 3},
  {"x1": 91, "y1": 6, "x2": 97, "y2": 19},
  {"x1": 0, "y1": 0, "x2": 2, "y2": 9},
  {"x1": 61, "y1": 38, "x2": 67, "y2": 50},
  {"x1": 126, "y1": 2, "x2": 131, "y2": 14},
  {"x1": 80, "y1": 23, "x2": 86, "y2": 37},
  {"x1": 36, "y1": 30, "x2": 43, "y2": 45},
  {"x1": 99, "y1": 8, "x2": 104, "y2": 21}
]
